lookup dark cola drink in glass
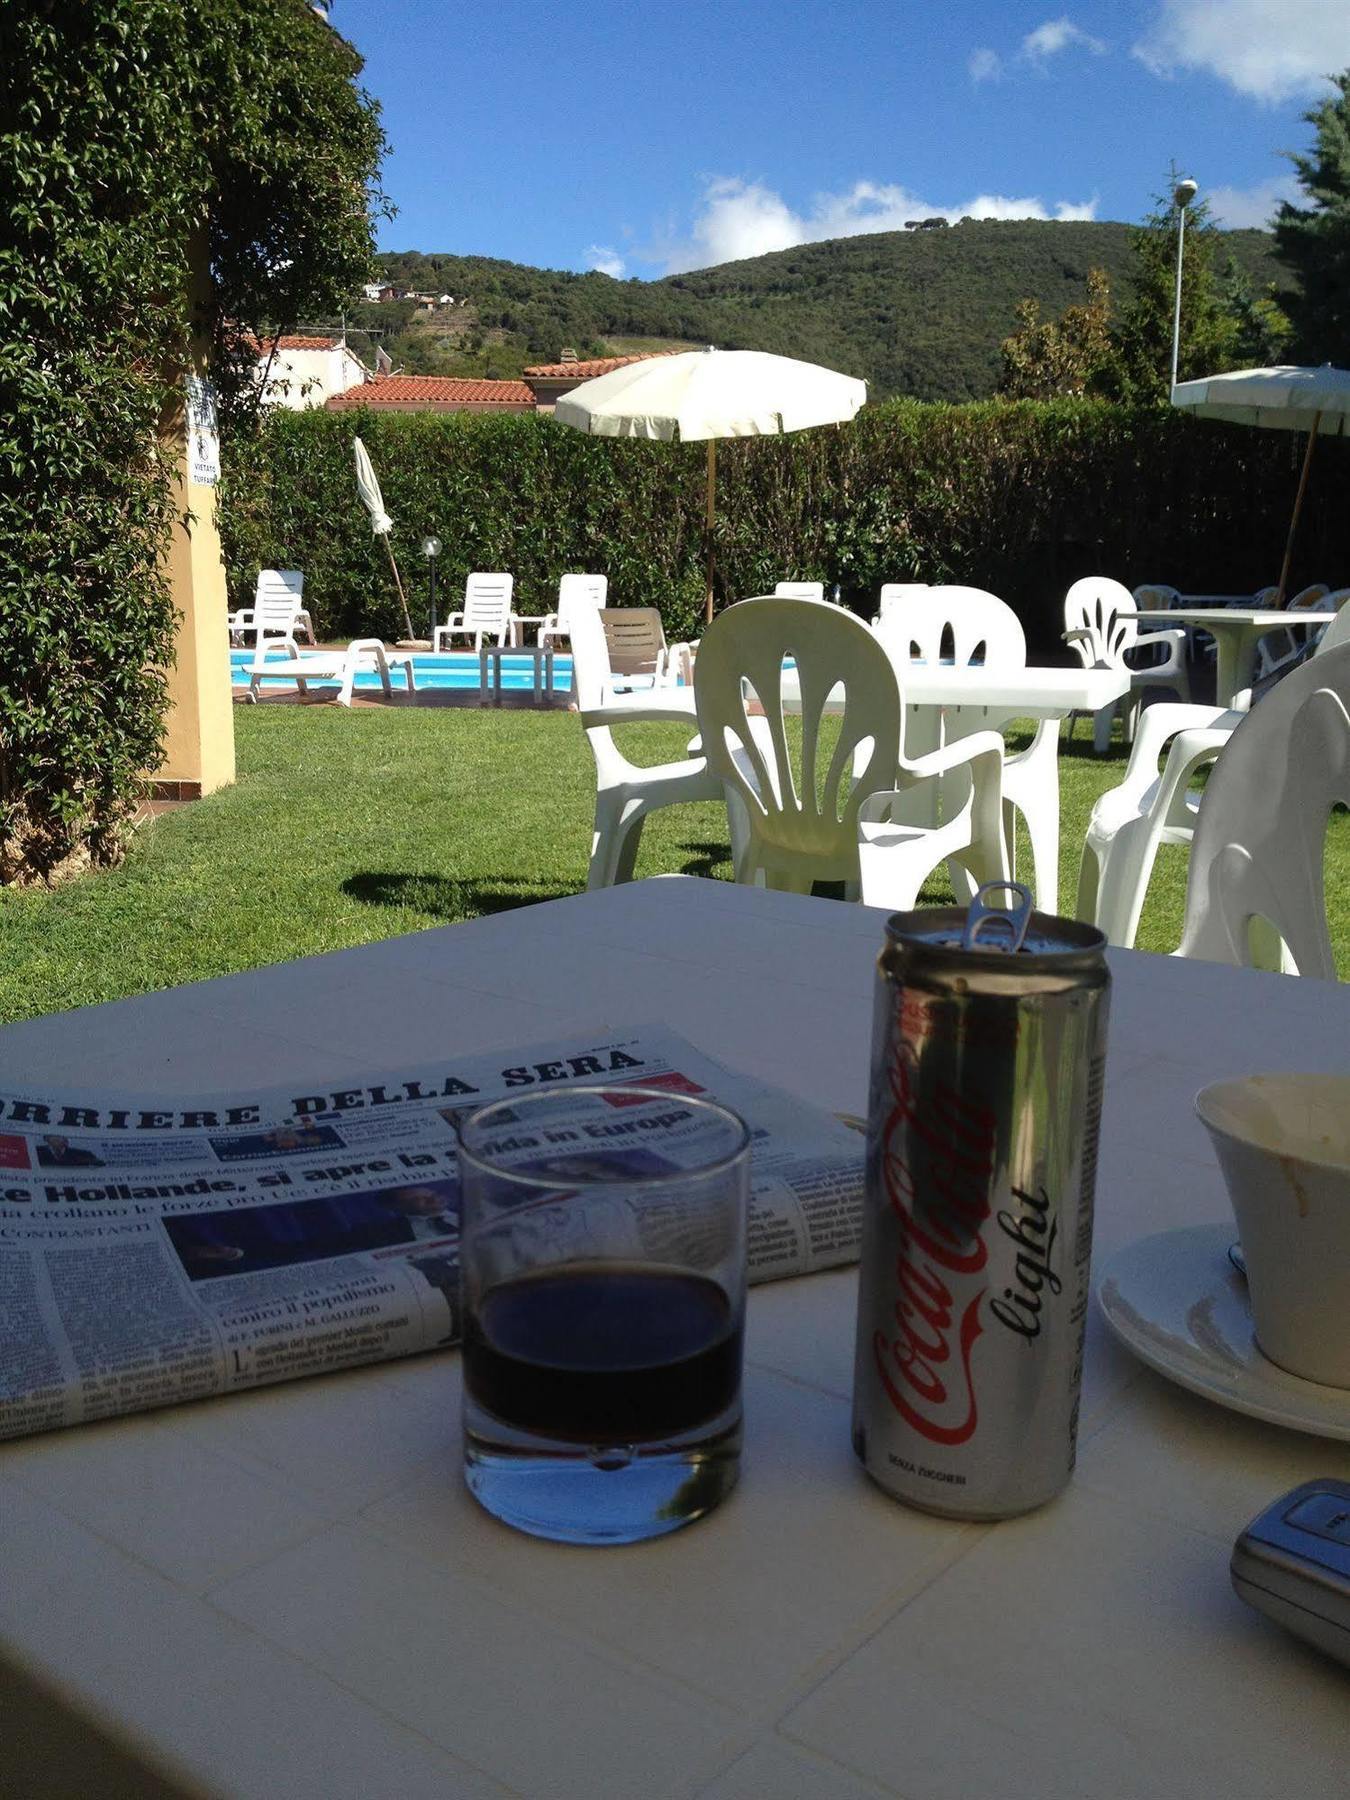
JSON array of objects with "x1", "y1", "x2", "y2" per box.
[
  {"x1": 457, "y1": 1086, "x2": 750, "y2": 1545},
  {"x1": 464, "y1": 1263, "x2": 741, "y2": 1443}
]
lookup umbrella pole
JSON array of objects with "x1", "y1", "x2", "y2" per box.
[
  {"x1": 381, "y1": 536, "x2": 416, "y2": 643},
  {"x1": 1276, "y1": 411, "x2": 1321, "y2": 607},
  {"x1": 704, "y1": 439, "x2": 717, "y2": 625}
]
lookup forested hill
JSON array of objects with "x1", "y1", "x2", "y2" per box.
[{"x1": 370, "y1": 220, "x2": 1284, "y2": 401}]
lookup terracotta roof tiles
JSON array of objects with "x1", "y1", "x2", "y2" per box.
[
  {"x1": 251, "y1": 335, "x2": 344, "y2": 352},
  {"x1": 325, "y1": 376, "x2": 534, "y2": 411},
  {"x1": 522, "y1": 350, "x2": 686, "y2": 379}
]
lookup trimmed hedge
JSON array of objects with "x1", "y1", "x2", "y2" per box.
[
  {"x1": 219, "y1": 399, "x2": 1350, "y2": 657},
  {"x1": 0, "y1": 1, "x2": 383, "y2": 885}
]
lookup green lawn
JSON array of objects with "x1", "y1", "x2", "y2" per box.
[{"x1": 1, "y1": 703, "x2": 1344, "y2": 1024}]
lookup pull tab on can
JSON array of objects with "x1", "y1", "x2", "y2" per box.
[{"x1": 960, "y1": 880, "x2": 1034, "y2": 953}]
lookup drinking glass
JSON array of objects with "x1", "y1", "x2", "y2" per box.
[{"x1": 457, "y1": 1084, "x2": 750, "y2": 1545}]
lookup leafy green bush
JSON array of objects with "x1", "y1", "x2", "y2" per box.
[
  {"x1": 0, "y1": 0, "x2": 383, "y2": 883},
  {"x1": 218, "y1": 399, "x2": 1350, "y2": 656}
]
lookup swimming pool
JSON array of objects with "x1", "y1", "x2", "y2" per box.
[{"x1": 230, "y1": 649, "x2": 574, "y2": 694}]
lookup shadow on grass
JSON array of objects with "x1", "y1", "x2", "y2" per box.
[
  {"x1": 342, "y1": 871, "x2": 577, "y2": 919},
  {"x1": 674, "y1": 840, "x2": 733, "y2": 879},
  {"x1": 668, "y1": 840, "x2": 850, "y2": 897},
  {"x1": 1055, "y1": 728, "x2": 1130, "y2": 767}
]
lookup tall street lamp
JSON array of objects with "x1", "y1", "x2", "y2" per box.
[
  {"x1": 1170, "y1": 177, "x2": 1198, "y2": 397},
  {"x1": 420, "y1": 535, "x2": 442, "y2": 641}
]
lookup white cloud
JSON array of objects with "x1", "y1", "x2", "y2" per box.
[
  {"x1": 586, "y1": 245, "x2": 626, "y2": 278},
  {"x1": 962, "y1": 192, "x2": 1101, "y2": 222},
  {"x1": 655, "y1": 178, "x2": 1098, "y2": 274},
  {"x1": 1022, "y1": 17, "x2": 1107, "y2": 61},
  {"x1": 680, "y1": 178, "x2": 805, "y2": 268},
  {"x1": 1134, "y1": 0, "x2": 1349, "y2": 103},
  {"x1": 1205, "y1": 173, "x2": 1300, "y2": 228},
  {"x1": 1052, "y1": 197, "x2": 1101, "y2": 221},
  {"x1": 969, "y1": 46, "x2": 1003, "y2": 83}
]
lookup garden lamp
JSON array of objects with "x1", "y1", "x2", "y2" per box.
[
  {"x1": 421, "y1": 534, "x2": 442, "y2": 639},
  {"x1": 1170, "y1": 177, "x2": 1198, "y2": 397}
]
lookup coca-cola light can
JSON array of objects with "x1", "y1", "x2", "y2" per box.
[{"x1": 851, "y1": 884, "x2": 1110, "y2": 1519}]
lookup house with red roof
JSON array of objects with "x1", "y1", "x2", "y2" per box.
[
  {"x1": 521, "y1": 350, "x2": 684, "y2": 410},
  {"x1": 254, "y1": 335, "x2": 371, "y2": 410},
  {"x1": 322, "y1": 349, "x2": 685, "y2": 416},
  {"x1": 326, "y1": 375, "x2": 535, "y2": 414}
]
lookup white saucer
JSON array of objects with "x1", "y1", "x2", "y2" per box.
[{"x1": 1096, "y1": 1223, "x2": 1350, "y2": 1441}]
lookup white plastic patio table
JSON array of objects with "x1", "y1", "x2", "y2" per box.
[
  {"x1": 593, "y1": 662, "x2": 1129, "y2": 724},
  {"x1": 3, "y1": 878, "x2": 1348, "y2": 1800},
  {"x1": 1136, "y1": 607, "x2": 1337, "y2": 710}
]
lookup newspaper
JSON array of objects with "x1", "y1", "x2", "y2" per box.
[{"x1": 0, "y1": 1024, "x2": 864, "y2": 1442}]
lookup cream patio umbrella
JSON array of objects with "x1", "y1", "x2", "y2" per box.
[
  {"x1": 552, "y1": 347, "x2": 867, "y2": 622},
  {"x1": 1171, "y1": 364, "x2": 1350, "y2": 604},
  {"x1": 353, "y1": 435, "x2": 416, "y2": 642}
]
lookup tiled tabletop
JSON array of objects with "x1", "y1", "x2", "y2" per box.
[{"x1": 2, "y1": 878, "x2": 1348, "y2": 1799}]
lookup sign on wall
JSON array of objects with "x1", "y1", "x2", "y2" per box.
[{"x1": 186, "y1": 373, "x2": 221, "y2": 487}]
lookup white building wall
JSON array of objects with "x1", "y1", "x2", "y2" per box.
[{"x1": 257, "y1": 344, "x2": 369, "y2": 410}]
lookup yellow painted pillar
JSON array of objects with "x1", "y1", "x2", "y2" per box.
[{"x1": 156, "y1": 236, "x2": 235, "y2": 798}]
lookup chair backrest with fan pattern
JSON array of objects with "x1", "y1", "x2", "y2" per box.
[
  {"x1": 1063, "y1": 577, "x2": 1141, "y2": 669},
  {"x1": 874, "y1": 585, "x2": 1026, "y2": 671},
  {"x1": 694, "y1": 597, "x2": 900, "y2": 892}
]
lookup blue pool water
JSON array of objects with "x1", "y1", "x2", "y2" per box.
[{"x1": 231, "y1": 650, "x2": 574, "y2": 694}]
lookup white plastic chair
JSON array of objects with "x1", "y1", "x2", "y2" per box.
[
  {"x1": 1175, "y1": 642, "x2": 1350, "y2": 977},
  {"x1": 694, "y1": 597, "x2": 1006, "y2": 901},
  {"x1": 1133, "y1": 582, "x2": 1206, "y2": 664},
  {"x1": 533, "y1": 574, "x2": 607, "y2": 651},
  {"x1": 872, "y1": 582, "x2": 930, "y2": 626},
  {"x1": 773, "y1": 581, "x2": 825, "y2": 601},
  {"x1": 1133, "y1": 583, "x2": 1181, "y2": 609},
  {"x1": 873, "y1": 586, "x2": 1060, "y2": 909},
  {"x1": 229, "y1": 570, "x2": 314, "y2": 647},
  {"x1": 1252, "y1": 584, "x2": 1334, "y2": 684},
  {"x1": 1314, "y1": 599, "x2": 1350, "y2": 658},
  {"x1": 599, "y1": 607, "x2": 693, "y2": 691},
  {"x1": 244, "y1": 637, "x2": 416, "y2": 706},
  {"x1": 571, "y1": 606, "x2": 725, "y2": 889},
  {"x1": 1063, "y1": 577, "x2": 1190, "y2": 753},
  {"x1": 1075, "y1": 701, "x2": 1240, "y2": 949},
  {"x1": 432, "y1": 573, "x2": 514, "y2": 653}
]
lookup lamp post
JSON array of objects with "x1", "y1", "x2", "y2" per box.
[
  {"x1": 420, "y1": 535, "x2": 442, "y2": 641},
  {"x1": 1170, "y1": 177, "x2": 1198, "y2": 397}
]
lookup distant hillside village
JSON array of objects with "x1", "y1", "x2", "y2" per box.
[
  {"x1": 361, "y1": 282, "x2": 467, "y2": 308},
  {"x1": 253, "y1": 334, "x2": 677, "y2": 414}
]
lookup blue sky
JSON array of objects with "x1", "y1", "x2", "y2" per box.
[{"x1": 335, "y1": 0, "x2": 1350, "y2": 276}]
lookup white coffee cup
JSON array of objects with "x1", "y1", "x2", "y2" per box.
[{"x1": 1195, "y1": 1074, "x2": 1350, "y2": 1389}]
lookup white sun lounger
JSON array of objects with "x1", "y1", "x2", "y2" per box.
[{"x1": 244, "y1": 638, "x2": 417, "y2": 706}]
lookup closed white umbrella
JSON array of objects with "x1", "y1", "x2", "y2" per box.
[
  {"x1": 553, "y1": 347, "x2": 867, "y2": 621},
  {"x1": 1171, "y1": 364, "x2": 1350, "y2": 603},
  {"x1": 353, "y1": 435, "x2": 415, "y2": 642}
]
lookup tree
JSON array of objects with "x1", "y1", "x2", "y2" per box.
[
  {"x1": 0, "y1": 1, "x2": 386, "y2": 880},
  {"x1": 999, "y1": 268, "x2": 1118, "y2": 399},
  {"x1": 1221, "y1": 257, "x2": 1293, "y2": 367},
  {"x1": 1107, "y1": 174, "x2": 1240, "y2": 402},
  {"x1": 1274, "y1": 70, "x2": 1350, "y2": 363}
]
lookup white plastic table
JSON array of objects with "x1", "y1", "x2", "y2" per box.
[
  {"x1": 3, "y1": 878, "x2": 1348, "y2": 1799},
  {"x1": 478, "y1": 641, "x2": 556, "y2": 707},
  {"x1": 1136, "y1": 608, "x2": 1337, "y2": 710},
  {"x1": 590, "y1": 663, "x2": 1128, "y2": 723}
]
